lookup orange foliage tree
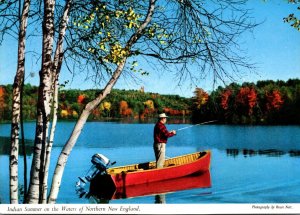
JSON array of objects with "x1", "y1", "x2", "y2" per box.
[
  {"x1": 265, "y1": 89, "x2": 284, "y2": 111},
  {"x1": 0, "y1": 86, "x2": 7, "y2": 119},
  {"x1": 0, "y1": 86, "x2": 6, "y2": 109},
  {"x1": 77, "y1": 94, "x2": 86, "y2": 104},
  {"x1": 163, "y1": 108, "x2": 182, "y2": 116},
  {"x1": 119, "y1": 100, "x2": 132, "y2": 117},
  {"x1": 235, "y1": 87, "x2": 257, "y2": 115},
  {"x1": 220, "y1": 89, "x2": 232, "y2": 110}
]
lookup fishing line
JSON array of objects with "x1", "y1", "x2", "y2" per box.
[
  {"x1": 177, "y1": 120, "x2": 217, "y2": 131},
  {"x1": 165, "y1": 120, "x2": 217, "y2": 159}
]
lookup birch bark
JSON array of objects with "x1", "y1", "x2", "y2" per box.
[
  {"x1": 10, "y1": 0, "x2": 31, "y2": 204},
  {"x1": 26, "y1": 0, "x2": 55, "y2": 204},
  {"x1": 41, "y1": 0, "x2": 71, "y2": 203}
]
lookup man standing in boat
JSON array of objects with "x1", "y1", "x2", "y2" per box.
[{"x1": 153, "y1": 113, "x2": 176, "y2": 168}]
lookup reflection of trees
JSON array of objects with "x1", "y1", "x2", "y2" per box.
[
  {"x1": 226, "y1": 149, "x2": 239, "y2": 157},
  {"x1": 0, "y1": 137, "x2": 32, "y2": 155},
  {"x1": 289, "y1": 150, "x2": 300, "y2": 157},
  {"x1": 226, "y1": 148, "x2": 300, "y2": 157}
]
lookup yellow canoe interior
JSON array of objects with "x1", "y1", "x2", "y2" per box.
[{"x1": 107, "y1": 151, "x2": 208, "y2": 175}]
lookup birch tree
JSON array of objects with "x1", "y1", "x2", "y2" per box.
[
  {"x1": 284, "y1": 0, "x2": 300, "y2": 31},
  {"x1": 25, "y1": 0, "x2": 56, "y2": 203},
  {"x1": 26, "y1": 0, "x2": 72, "y2": 204},
  {"x1": 41, "y1": 0, "x2": 72, "y2": 203},
  {"x1": 11, "y1": 0, "x2": 31, "y2": 204},
  {"x1": 1, "y1": 0, "x2": 258, "y2": 203},
  {"x1": 1, "y1": 0, "x2": 31, "y2": 204}
]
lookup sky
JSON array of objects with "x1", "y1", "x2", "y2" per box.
[{"x1": 0, "y1": 1, "x2": 300, "y2": 98}]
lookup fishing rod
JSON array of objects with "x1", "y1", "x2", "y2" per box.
[
  {"x1": 177, "y1": 120, "x2": 218, "y2": 131},
  {"x1": 165, "y1": 120, "x2": 217, "y2": 159}
]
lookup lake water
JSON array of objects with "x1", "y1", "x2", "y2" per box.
[{"x1": 0, "y1": 122, "x2": 300, "y2": 204}]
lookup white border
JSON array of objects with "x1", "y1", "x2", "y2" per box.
[{"x1": 1, "y1": 203, "x2": 300, "y2": 214}]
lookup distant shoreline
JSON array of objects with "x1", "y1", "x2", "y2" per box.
[{"x1": 1, "y1": 78, "x2": 300, "y2": 125}]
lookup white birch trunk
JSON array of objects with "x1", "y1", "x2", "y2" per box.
[
  {"x1": 26, "y1": 81, "x2": 53, "y2": 203},
  {"x1": 10, "y1": 0, "x2": 31, "y2": 204},
  {"x1": 41, "y1": 76, "x2": 58, "y2": 203},
  {"x1": 26, "y1": 0, "x2": 55, "y2": 204},
  {"x1": 48, "y1": 59, "x2": 126, "y2": 203},
  {"x1": 47, "y1": 0, "x2": 156, "y2": 203},
  {"x1": 10, "y1": 91, "x2": 21, "y2": 204},
  {"x1": 41, "y1": 0, "x2": 71, "y2": 203}
]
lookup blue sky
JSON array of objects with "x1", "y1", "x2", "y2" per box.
[{"x1": 0, "y1": 1, "x2": 299, "y2": 97}]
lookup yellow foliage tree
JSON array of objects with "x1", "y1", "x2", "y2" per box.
[
  {"x1": 72, "y1": 110, "x2": 78, "y2": 118},
  {"x1": 193, "y1": 88, "x2": 209, "y2": 109},
  {"x1": 60, "y1": 109, "x2": 69, "y2": 118},
  {"x1": 144, "y1": 99, "x2": 154, "y2": 110},
  {"x1": 100, "y1": 101, "x2": 111, "y2": 111}
]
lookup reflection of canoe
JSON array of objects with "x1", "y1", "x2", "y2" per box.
[
  {"x1": 90, "y1": 151, "x2": 210, "y2": 189},
  {"x1": 90, "y1": 171, "x2": 211, "y2": 200}
]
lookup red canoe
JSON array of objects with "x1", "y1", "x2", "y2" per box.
[
  {"x1": 90, "y1": 151, "x2": 211, "y2": 189},
  {"x1": 90, "y1": 170, "x2": 211, "y2": 200}
]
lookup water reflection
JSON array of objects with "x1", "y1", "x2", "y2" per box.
[
  {"x1": 0, "y1": 137, "x2": 33, "y2": 155},
  {"x1": 82, "y1": 171, "x2": 211, "y2": 204},
  {"x1": 154, "y1": 194, "x2": 166, "y2": 204},
  {"x1": 289, "y1": 150, "x2": 300, "y2": 157},
  {"x1": 226, "y1": 148, "x2": 300, "y2": 157}
]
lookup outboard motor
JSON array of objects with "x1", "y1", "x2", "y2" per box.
[{"x1": 77, "y1": 154, "x2": 115, "y2": 186}]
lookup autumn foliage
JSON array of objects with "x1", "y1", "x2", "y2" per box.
[
  {"x1": 163, "y1": 108, "x2": 186, "y2": 116},
  {"x1": 55, "y1": 88, "x2": 190, "y2": 120},
  {"x1": 119, "y1": 100, "x2": 133, "y2": 117},
  {"x1": 0, "y1": 86, "x2": 6, "y2": 109},
  {"x1": 1, "y1": 79, "x2": 299, "y2": 124},
  {"x1": 220, "y1": 89, "x2": 232, "y2": 110},
  {"x1": 192, "y1": 79, "x2": 300, "y2": 124},
  {"x1": 193, "y1": 88, "x2": 209, "y2": 109},
  {"x1": 77, "y1": 94, "x2": 86, "y2": 104},
  {"x1": 235, "y1": 87, "x2": 257, "y2": 115},
  {"x1": 265, "y1": 90, "x2": 284, "y2": 111}
]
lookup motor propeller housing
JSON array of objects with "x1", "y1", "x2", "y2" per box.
[
  {"x1": 91, "y1": 153, "x2": 110, "y2": 172},
  {"x1": 77, "y1": 154, "x2": 114, "y2": 186}
]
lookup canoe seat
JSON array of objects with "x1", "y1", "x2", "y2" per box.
[{"x1": 138, "y1": 162, "x2": 151, "y2": 170}]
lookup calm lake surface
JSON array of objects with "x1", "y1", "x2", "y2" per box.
[{"x1": 0, "y1": 121, "x2": 300, "y2": 204}]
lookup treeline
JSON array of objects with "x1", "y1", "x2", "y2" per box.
[
  {"x1": 0, "y1": 85, "x2": 191, "y2": 122},
  {"x1": 192, "y1": 79, "x2": 300, "y2": 124},
  {"x1": 0, "y1": 78, "x2": 299, "y2": 124}
]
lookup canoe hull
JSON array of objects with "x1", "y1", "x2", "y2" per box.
[
  {"x1": 114, "y1": 170, "x2": 211, "y2": 199},
  {"x1": 91, "y1": 151, "x2": 211, "y2": 189},
  {"x1": 90, "y1": 171, "x2": 211, "y2": 200},
  {"x1": 112, "y1": 151, "x2": 210, "y2": 187}
]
